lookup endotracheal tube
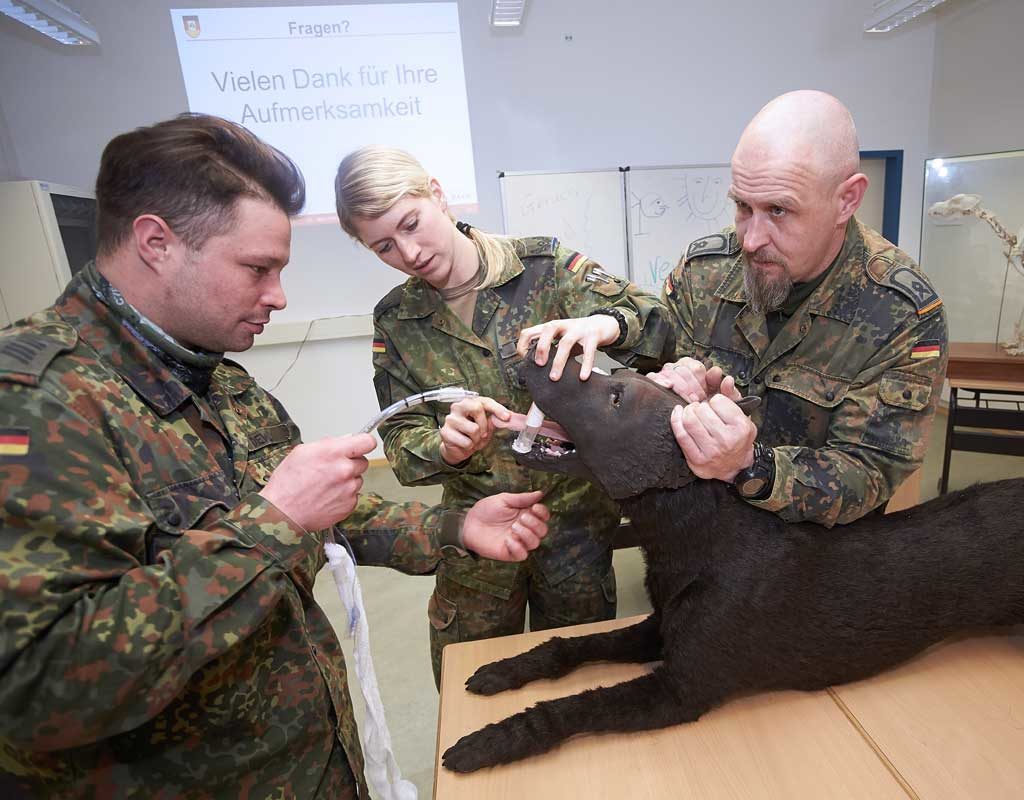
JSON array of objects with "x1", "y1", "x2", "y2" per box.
[
  {"x1": 512, "y1": 402, "x2": 545, "y2": 454},
  {"x1": 359, "y1": 387, "x2": 479, "y2": 434}
]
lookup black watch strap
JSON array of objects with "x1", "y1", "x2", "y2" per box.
[
  {"x1": 437, "y1": 510, "x2": 468, "y2": 549},
  {"x1": 589, "y1": 308, "x2": 628, "y2": 347},
  {"x1": 734, "y1": 441, "x2": 776, "y2": 501},
  {"x1": 437, "y1": 510, "x2": 478, "y2": 560}
]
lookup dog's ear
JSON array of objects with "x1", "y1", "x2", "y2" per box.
[{"x1": 737, "y1": 396, "x2": 761, "y2": 415}]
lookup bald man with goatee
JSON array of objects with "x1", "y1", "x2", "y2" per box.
[{"x1": 522, "y1": 90, "x2": 948, "y2": 527}]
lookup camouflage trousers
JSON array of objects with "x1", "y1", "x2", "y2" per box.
[
  {"x1": 427, "y1": 551, "x2": 617, "y2": 689},
  {"x1": 2, "y1": 730, "x2": 362, "y2": 799}
]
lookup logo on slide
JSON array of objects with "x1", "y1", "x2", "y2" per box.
[{"x1": 182, "y1": 15, "x2": 201, "y2": 38}]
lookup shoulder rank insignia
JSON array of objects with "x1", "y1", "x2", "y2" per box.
[
  {"x1": 0, "y1": 329, "x2": 75, "y2": 384},
  {"x1": 686, "y1": 231, "x2": 738, "y2": 260},
  {"x1": 0, "y1": 427, "x2": 29, "y2": 457},
  {"x1": 515, "y1": 236, "x2": 559, "y2": 259},
  {"x1": 373, "y1": 285, "x2": 406, "y2": 318},
  {"x1": 870, "y1": 261, "x2": 943, "y2": 317}
]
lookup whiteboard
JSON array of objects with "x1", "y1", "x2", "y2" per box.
[
  {"x1": 626, "y1": 164, "x2": 735, "y2": 296},
  {"x1": 499, "y1": 169, "x2": 629, "y2": 278}
]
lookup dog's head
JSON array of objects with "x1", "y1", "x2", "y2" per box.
[
  {"x1": 514, "y1": 352, "x2": 758, "y2": 500},
  {"x1": 514, "y1": 354, "x2": 688, "y2": 500}
]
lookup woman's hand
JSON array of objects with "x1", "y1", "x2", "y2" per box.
[
  {"x1": 516, "y1": 315, "x2": 621, "y2": 381},
  {"x1": 439, "y1": 396, "x2": 512, "y2": 465}
]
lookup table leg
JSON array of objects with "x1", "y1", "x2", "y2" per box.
[{"x1": 939, "y1": 386, "x2": 958, "y2": 495}]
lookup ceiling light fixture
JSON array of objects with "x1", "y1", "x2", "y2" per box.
[
  {"x1": 0, "y1": 0, "x2": 99, "y2": 46},
  {"x1": 864, "y1": 0, "x2": 949, "y2": 33},
  {"x1": 491, "y1": 0, "x2": 527, "y2": 28}
]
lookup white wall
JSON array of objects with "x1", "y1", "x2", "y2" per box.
[
  {"x1": 0, "y1": 99, "x2": 19, "y2": 181},
  {"x1": 923, "y1": 0, "x2": 1024, "y2": 351},
  {"x1": 929, "y1": 0, "x2": 1024, "y2": 158},
  {"x1": 0, "y1": 0, "x2": 941, "y2": 452}
]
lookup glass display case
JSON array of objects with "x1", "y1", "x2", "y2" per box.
[{"x1": 921, "y1": 149, "x2": 1024, "y2": 355}]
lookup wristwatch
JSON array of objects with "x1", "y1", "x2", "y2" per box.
[
  {"x1": 588, "y1": 308, "x2": 628, "y2": 347},
  {"x1": 733, "y1": 441, "x2": 776, "y2": 501},
  {"x1": 437, "y1": 509, "x2": 477, "y2": 560}
]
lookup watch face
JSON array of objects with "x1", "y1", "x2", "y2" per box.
[{"x1": 738, "y1": 476, "x2": 767, "y2": 497}]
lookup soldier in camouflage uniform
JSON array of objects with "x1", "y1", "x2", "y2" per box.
[
  {"x1": 656, "y1": 214, "x2": 947, "y2": 524},
  {"x1": 521, "y1": 91, "x2": 947, "y2": 527},
  {"x1": 335, "y1": 147, "x2": 671, "y2": 686},
  {"x1": 0, "y1": 114, "x2": 550, "y2": 799}
]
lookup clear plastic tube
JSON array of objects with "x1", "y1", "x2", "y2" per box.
[
  {"x1": 512, "y1": 402, "x2": 545, "y2": 454},
  {"x1": 358, "y1": 387, "x2": 479, "y2": 434}
]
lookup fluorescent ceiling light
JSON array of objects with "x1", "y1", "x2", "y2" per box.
[
  {"x1": 0, "y1": 0, "x2": 99, "y2": 45},
  {"x1": 864, "y1": 0, "x2": 949, "y2": 33},
  {"x1": 491, "y1": 0, "x2": 527, "y2": 28}
]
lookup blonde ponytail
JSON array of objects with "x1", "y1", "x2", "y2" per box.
[{"x1": 462, "y1": 226, "x2": 517, "y2": 288}]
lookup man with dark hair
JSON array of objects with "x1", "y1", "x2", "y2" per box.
[
  {"x1": 0, "y1": 113, "x2": 550, "y2": 798},
  {"x1": 95, "y1": 113, "x2": 306, "y2": 255}
]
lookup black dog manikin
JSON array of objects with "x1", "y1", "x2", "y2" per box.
[{"x1": 441, "y1": 356, "x2": 1024, "y2": 773}]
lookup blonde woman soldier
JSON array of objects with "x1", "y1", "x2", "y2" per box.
[{"x1": 335, "y1": 147, "x2": 674, "y2": 687}]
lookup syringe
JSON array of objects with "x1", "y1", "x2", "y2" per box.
[
  {"x1": 512, "y1": 402, "x2": 545, "y2": 454},
  {"x1": 509, "y1": 364, "x2": 612, "y2": 454}
]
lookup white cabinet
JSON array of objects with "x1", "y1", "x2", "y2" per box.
[{"x1": 0, "y1": 180, "x2": 96, "y2": 324}]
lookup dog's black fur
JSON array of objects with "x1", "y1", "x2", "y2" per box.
[{"x1": 441, "y1": 356, "x2": 1024, "y2": 773}]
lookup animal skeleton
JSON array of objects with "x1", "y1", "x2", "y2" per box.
[{"x1": 928, "y1": 194, "x2": 1024, "y2": 355}]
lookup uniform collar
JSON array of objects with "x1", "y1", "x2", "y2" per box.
[
  {"x1": 54, "y1": 265, "x2": 222, "y2": 415},
  {"x1": 796, "y1": 219, "x2": 868, "y2": 323},
  {"x1": 397, "y1": 252, "x2": 526, "y2": 320},
  {"x1": 397, "y1": 277, "x2": 443, "y2": 320},
  {"x1": 715, "y1": 219, "x2": 868, "y2": 322}
]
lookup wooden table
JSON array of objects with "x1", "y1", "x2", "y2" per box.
[
  {"x1": 945, "y1": 342, "x2": 1024, "y2": 384},
  {"x1": 435, "y1": 617, "x2": 1024, "y2": 799},
  {"x1": 939, "y1": 343, "x2": 1024, "y2": 493}
]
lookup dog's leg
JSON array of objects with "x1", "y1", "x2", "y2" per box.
[
  {"x1": 443, "y1": 665, "x2": 707, "y2": 772},
  {"x1": 465, "y1": 613, "x2": 662, "y2": 696}
]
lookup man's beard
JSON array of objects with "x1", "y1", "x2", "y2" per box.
[{"x1": 743, "y1": 249, "x2": 793, "y2": 314}]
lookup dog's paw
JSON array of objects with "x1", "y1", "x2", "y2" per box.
[
  {"x1": 464, "y1": 661, "x2": 521, "y2": 695},
  {"x1": 441, "y1": 727, "x2": 508, "y2": 773}
]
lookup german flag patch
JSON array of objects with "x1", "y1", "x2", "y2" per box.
[
  {"x1": 910, "y1": 340, "x2": 942, "y2": 360},
  {"x1": 565, "y1": 252, "x2": 589, "y2": 274},
  {"x1": 0, "y1": 428, "x2": 29, "y2": 457},
  {"x1": 665, "y1": 273, "x2": 675, "y2": 295},
  {"x1": 371, "y1": 337, "x2": 386, "y2": 354}
]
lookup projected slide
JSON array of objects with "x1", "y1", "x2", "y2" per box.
[{"x1": 170, "y1": 3, "x2": 477, "y2": 218}]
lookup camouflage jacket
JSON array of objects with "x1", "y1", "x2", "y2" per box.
[
  {"x1": 372, "y1": 236, "x2": 672, "y2": 596},
  {"x1": 0, "y1": 267, "x2": 459, "y2": 799},
  {"x1": 661, "y1": 220, "x2": 948, "y2": 526}
]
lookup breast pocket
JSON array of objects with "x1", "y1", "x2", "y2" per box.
[
  {"x1": 588, "y1": 276, "x2": 629, "y2": 298},
  {"x1": 862, "y1": 371, "x2": 933, "y2": 458},
  {"x1": 695, "y1": 346, "x2": 755, "y2": 390},
  {"x1": 763, "y1": 365, "x2": 851, "y2": 448},
  {"x1": 418, "y1": 382, "x2": 461, "y2": 428},
  {"x1": 145, "y1": 475, "x2": 232, "y2": 563},
  {"x1": 244, "y1": 422, "x2": 294, "y2": 489}
]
